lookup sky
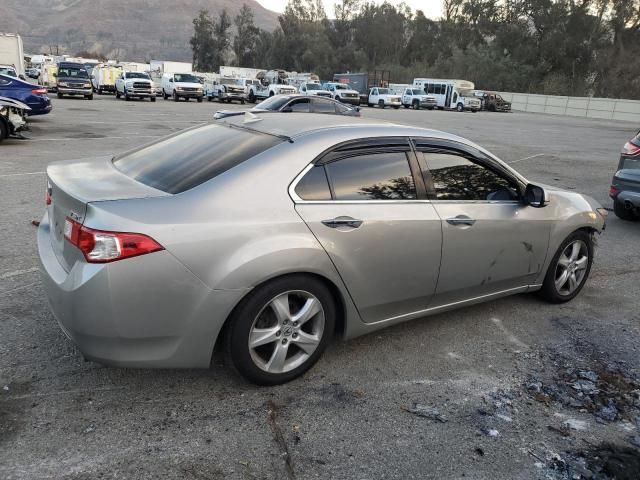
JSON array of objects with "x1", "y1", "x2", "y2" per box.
[{"x1": 255, "y1": 0, "x2": 444, "y2": 19}]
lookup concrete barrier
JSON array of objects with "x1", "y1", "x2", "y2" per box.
[{"x1": 498, "y1": 92, "x2": 640, "y2": 123}]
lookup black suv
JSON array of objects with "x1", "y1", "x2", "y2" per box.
[{"x1": 610, "y1": 129, "x2": 640, "y2": 221}]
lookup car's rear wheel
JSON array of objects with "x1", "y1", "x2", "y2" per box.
[
  {"x1": 378, "y1": 100, "x2": 385, "y2": 108},
  {"x1": 538, "y1": 230, "x2": 594, "y2": 303},
  {"x1": 0, "y1": 119, "x2": 7, "y2": 142},
  {"x1": 57, "y1": 92, "x2": 63, "y2": 99},
  {"x1": 613, "y1": 200, "x2": 638, "y2": 221},
  {"x1": 226, "y1": 275, "x2": 335, "y2": 385},
  {"x1": 248, "y1": 91, "x2": 256, "y2": 103}
]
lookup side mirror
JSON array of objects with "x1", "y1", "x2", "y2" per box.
[
  {"x1": 525, "y1": 184, "x2": 549, "y2": 208},
  {"x1": 169, "y1": 78, "x2": 173, "y2": 83},
  {"x1": 52, "y1": 73, "x2": 57, "y2": 78},
  {"x1": 19, "y1": 74, "x2": 26, "y2": 80}
]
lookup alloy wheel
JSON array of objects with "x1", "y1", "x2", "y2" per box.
[
  {"x1": 554, "y1": 240, "x2": 589, "y2": 296},
  {"x1": 248, "y1": 290, "x2": 325, "y2": 374}
]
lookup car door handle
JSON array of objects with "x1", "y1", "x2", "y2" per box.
[
  {"x1": 446, "y1": 215, "x2": 476, "y2": 226},
  {"x1": 321, "y1": 216, "x2": 363, "y2": 229}
]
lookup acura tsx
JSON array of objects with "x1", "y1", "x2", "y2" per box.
[{"x1": 38, "y1": 114, "x2": 607, "y2": 384}]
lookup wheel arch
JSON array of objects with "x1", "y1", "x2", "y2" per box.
[{"x1": 211, "y1": 271, "x2": 349, "y2": 359}]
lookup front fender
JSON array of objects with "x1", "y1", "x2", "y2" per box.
[{"x1": 533, "y1": 191, "x2": 605, "y2": 285}]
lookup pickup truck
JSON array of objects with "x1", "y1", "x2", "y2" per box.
[
  {"x1": 367, "y1": 87, "x2": 401, "y2": 109},
  {"x1": 206, "y1": 77, "x2": 246, "y2": 103},
  {"x1": 401, "y1": 88, "x2": 437, "y2": 110},
  {"x1": 115, "y1": 71, "x2": 155, "y2": 101},
  {"x1": 298, "y1": 82, "x2": 332, "y2": 98},
  {"x1": 322, "y1": 82, "x2": 360, "y2": 105}
]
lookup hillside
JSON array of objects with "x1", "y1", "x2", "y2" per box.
[{"x1": 0, "y1": 0, "x2": 279, "y2": 62}]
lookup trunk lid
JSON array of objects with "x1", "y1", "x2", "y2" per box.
[{"x1": 46, "y1": 156, "x2": 169, "y2": 272}]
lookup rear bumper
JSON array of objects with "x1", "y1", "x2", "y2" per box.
[
  {"x1": 616, "y1": 190, "x2": 640, "y2": 210},
  {"x1": 37, "y1": 212, "x2": 247, "y2": 368}
]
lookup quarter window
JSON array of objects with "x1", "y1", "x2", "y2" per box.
[
  {"x1": 295, "y1": 165, "x2": 331, "y2": 200},
  {"x1": 421, "y1": 152, "x2": 517, "y2": 201},
  {"x1": 327, "y1": 152, "x2": 417, "y2": 200},
  {"x1": 288, "y1": 98, "x2": 310, "y2": 112}
]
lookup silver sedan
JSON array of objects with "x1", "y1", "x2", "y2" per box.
[{"x1": 38, "y1": 114, "x2": 607, "y2": 384}]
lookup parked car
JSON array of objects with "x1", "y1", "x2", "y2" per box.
[
  {"x1": 0, "y1": 73, "x2": 51, "y2": 115},
  {"x1": 26, "y1": 67, "x2": 40, "y2": 79},
  {"x1": 401, "y1": 88, "x2": 437, "y2": 110},
  {"x1": 322, "y1": 82, "x2": 361, "y2": 106},
  {"x1": 298, "y1": 82, "x2": 332, "y2": 98},
  {"x1": 38, "y1": 114, "x2": 606, "y2": 385},
  {"x1": 161, "y1": 72, "x2": 203, "y2": 102},
  {"x1": 213, "y1": 94, "x2": 360, "y2": 119},
  {"x1": 0, "y1": 64, "x2": 19, "y2": 78},
  {"x1": 474, "y1": 90, "x2": 512, "y2": 112},
  {"x1": 115, "y1": 71, "x2": 155, "y2": 102},
  {"x1": 205, "y1": 77, "x2": 246, "y2": 103},
  {"x1": 367, "y1": 87, "x2": 401, "y2": 108},
  {"x1": 609, "y1": 129, "x2": 640, "y2": 221},
  {"x1": 56, "y1": 62, "x2": 93, "y2": 100},
  {"x1": 0, "y1": 96, "x2": 30, "y2": 141}
]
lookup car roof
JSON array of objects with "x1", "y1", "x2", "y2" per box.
[{"x1": 220, "y1": 112, "x2": 466, "y2": 144}]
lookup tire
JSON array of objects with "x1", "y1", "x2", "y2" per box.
[
  {"x1": 613, "y1": 200, "x2": 637, "y2": 221},
  {"x1": 538, "y1": 230, "x2": 594, "y2": 303},
  {"x1": 163, "y1": 89, "x2": 168, "y2": 100},
  {"x1": 393, "y1": 105, "x2": 400, "y2": 109},
  {"x1": 335, "y1": 95, "x2": 341, "y2": 102},
  {"x1": 456, "y1": 103, "x2": 464, "y2": 112},
  {"x1": 0, "y1": 119, "x2": 7, "y2": 142},
  {"x1": 197, "y1": 97, "x2": 203, "y2": 103},
  {"x1": 98, "y1": 88, "x2": 102, "y2": 95},
  {"x1": 125, "y1": 92, "x2": 130, "y2": 101},
  {"x1": 412, "y1": 101, "x2": 420, "y2": 110},
  {"x1": 240, "y1": 99, "x2": 245, "y2": 105},
  {"x1": 367, "y1": 103, "x2": 373, "y2": 107},
  {"x1": 226, "y1": 275, "x2": 336, "y2": 385},
  {"x1": 115, "y1": 89, "x2": 121, "y2": 99},
  {"x1": 427, "y1": 107, "x2": 434, "y2": 110},
  {"x1": 57, "y1": 92, "x2": 63, "y2": 99},
  {"x1": 150, "y1": 96, "x2": 156, "y2": 102},
  {"x1": 269, "y1": 91, "x2": 274, "y2": 97},
  {"x1": 403, "y1": 104, "x2": 410, "y2": 109},
  {"x1": 248, "y1": 91, "x2": 256, "y2": 103},
  {"x1": 378, "y1": 100, "x2": 385, "y2": 109},
  {"x1": 86, "y1": 94, "x2": 93, "y2": 100},
  {"x1": 173, "y1": 91, "x2": 179, "y2": 102}
]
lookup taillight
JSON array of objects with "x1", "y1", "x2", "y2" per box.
[
  {"x1": 45, "y1": 181, "x2": 52, "y2": 205},
  {"x1": 63, "y1": 217, "x2": 163, "y2": 263},
  {"x1": 622, "y1": 141, "x2": 640, "y2": 156},
  {"x1": 609, "y1": 185, "x2": 619, "y2": 198},
  {"x1": 32, "y1": 88, "x2": 47, "y2": 95}
]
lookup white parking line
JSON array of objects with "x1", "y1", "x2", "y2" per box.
[
  {"x1": 1, "y1": 267, "x2": 39, "y2": 279},
  {"x1": 0, "y1": 171, "x2": 45, "y2": 178},
  {"x1": 509, "y1": 153, "x2": 545, "y2": 164}
]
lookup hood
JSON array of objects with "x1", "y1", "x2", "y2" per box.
[
  {"x1": 125, "y1": 77, "x2": 152, "y2": 84},
  {"x1": 174, "y1": 81, "x2": 202, "y2": 88}
]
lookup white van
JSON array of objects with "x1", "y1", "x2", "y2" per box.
[
  {"x1": 412, "y1": 78, "x2": 481, "y2": 112},
  {"x1": 161, "y1": 72, "x2": 204, "y2": 102}
]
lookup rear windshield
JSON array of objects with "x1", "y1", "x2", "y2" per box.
[
  {"x1": 113, "y1": 123, "x2": 283, "y2": 194},
  {"x1": 622, "y1": 157, "x2": 640, "y2": 170}
]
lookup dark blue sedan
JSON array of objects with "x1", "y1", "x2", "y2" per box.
[{"x1": 0, "y1": 74, "x2": 52, "y2": 115}]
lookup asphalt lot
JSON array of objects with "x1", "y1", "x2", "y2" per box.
[{"x1": 1, "y1": 95, "x2": 639, "y2": 480}]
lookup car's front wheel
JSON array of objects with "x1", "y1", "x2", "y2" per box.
[
  {"x1": 226, "y1": 275, "x2": 335, "y2": 385},
  {"x1": 538, "y1": 230, "x2": 594, "y2": 303}
]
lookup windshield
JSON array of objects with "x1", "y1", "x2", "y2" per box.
[
  {"x1": 459, "y1": 88, "x2": 474, "y2": 97},
  {"x1": 253, "y1": 95, "x2": 291, "y2": 111},
  {"x1": 126, "y1": 72, "x2": 150, "y2": 79},
  {"x1": 411, "y1": 89, "x2": 423, "y2": 95},
  {"x1": 306, "y1": 83, "x2": 321, "y2": 90},
  {"x1": 174, "y1": 73, "x2": 198, "y2": 83},
  {"x1": 221, "y1": 78, "x2": 237, "y2": 85},
  {"x1": 334, "y1": 83, "x2": 349, "y2": 90},
  {"x1": 0, "y1": 67, "x2": 17, "y2": 77},
  {"x1": 58, "y1": 67, "x2": 88, "y2": 79},
  {"x1": 378, "y1": 88, "x2": 389, "y2": 94}
]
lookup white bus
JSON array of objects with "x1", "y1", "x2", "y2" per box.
[{"x1": 412, "y1": 78, "x2": 481, "y2": 112}]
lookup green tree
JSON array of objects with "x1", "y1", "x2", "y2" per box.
[
  {"x1": 190, "y1": 10, "x2": 215, "y2": 71},
  {"x1": 212, "y1": 9, "x2": 232, "y2": 69},
  {"x1": 233, "y1": 4, "x2": 260, "y2": 67}
]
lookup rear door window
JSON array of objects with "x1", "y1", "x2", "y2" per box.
[
  {"x1": 312, "y1": 99, "x2": 335, "y2": 114},
  {"x1": 113, "y1": 124, "x2": 282, "y2": 194}
]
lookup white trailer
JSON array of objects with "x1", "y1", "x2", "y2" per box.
[
  {"x1": 92, "y1": 64, "x2": 123, "y2": 94},
  {"x1": 219, "y1": 65, "x2": 262, "y2": 79},
  {"x1": 150, "y1": 60, "x2": 192, "y2": 76},
  {"x1": 412, "y1": 78, "x2": 481, "y2": 112},
  {"x1": 0, "y1": 33, "x2": 25, "y2": 78}
]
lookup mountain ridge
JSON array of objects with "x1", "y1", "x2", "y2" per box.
[{"x1": 0, "y1": 0, "x2": 279, "y2": 62}]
